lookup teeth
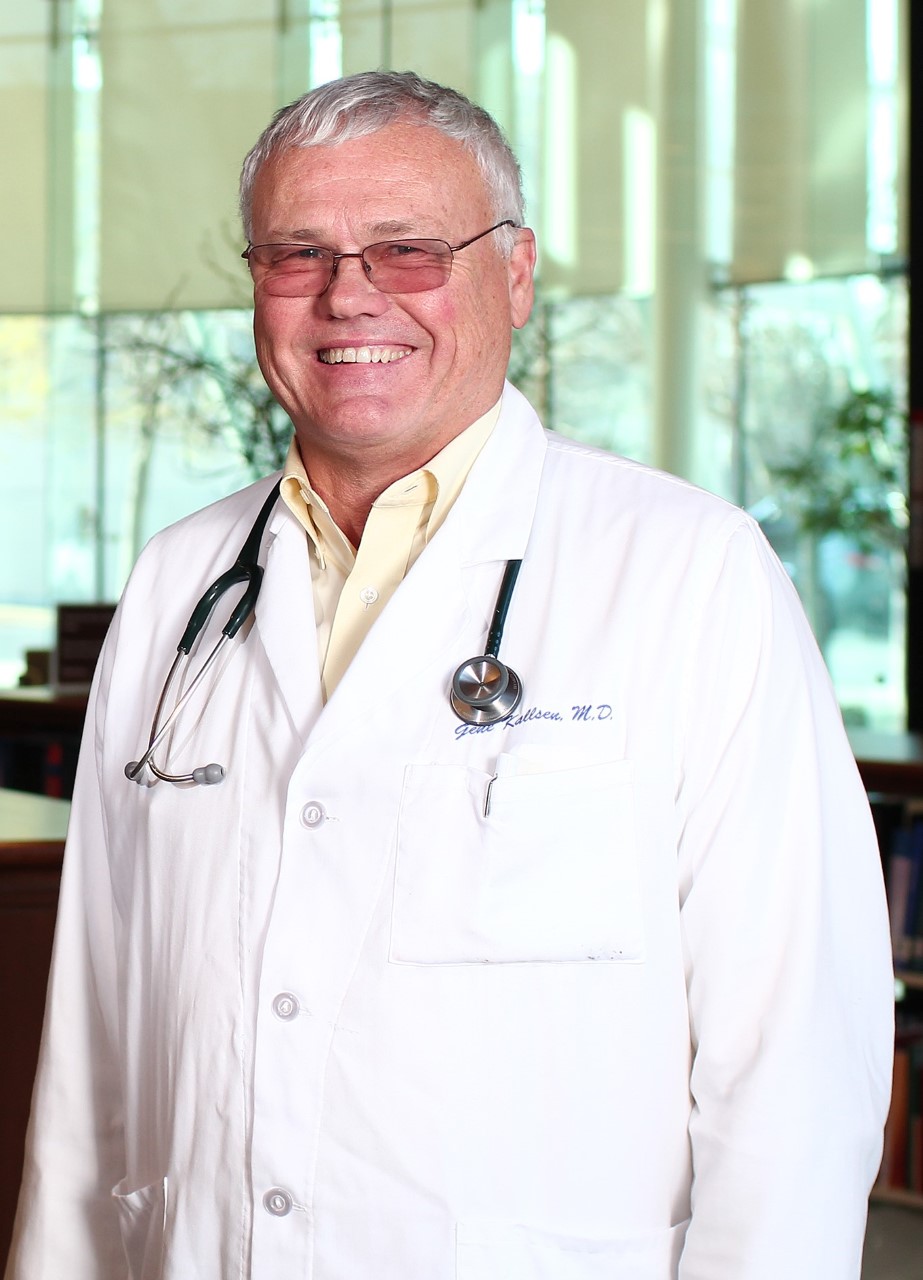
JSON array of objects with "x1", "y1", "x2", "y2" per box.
[{"x1": 319, "y1": 346, "x2": 412, "y2": 364}]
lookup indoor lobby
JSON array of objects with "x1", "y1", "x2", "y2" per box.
[{"x1": 2, "y1": 1, "x2": 921, "y2": 1275}]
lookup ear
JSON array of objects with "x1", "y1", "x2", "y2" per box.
[{"x1": 507, "y1": 227, "x2": 537, "y2": 330}]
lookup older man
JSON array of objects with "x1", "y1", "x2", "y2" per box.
[{"x1": 6, "y1": 71, "x2": 892, "y2": 1280}]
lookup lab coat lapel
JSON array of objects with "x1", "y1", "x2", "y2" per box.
[
  {"x1": 252, "y1": 503, "x2": 325, "y2": 740},
  {"x1": 314, "y1": 384, "x2": 547, "y2": 735}
]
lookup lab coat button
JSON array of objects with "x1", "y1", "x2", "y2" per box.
[
  {"x1": 263, "y1": 1187, "x2": 294, "y2": 1217},
  {"x1": 300, "y1": 801, "x2": 326, "y2": 828},
  {"x1": 359, "y1": 586, "x2": 379, "y2": 605},
  {"x1": 272, "y1": 992, "x2": 299, "y2": 1021}
]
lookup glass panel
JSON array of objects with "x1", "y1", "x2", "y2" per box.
[
  {"x1": 734, "y1": 0, "x2": 860, "y2": 282},
  {"x1": 0, "y1": 310, "x2": 281, "y2": 686},
  {"x1": 98, "y1": 311, "x2": 276, "y2": 593},
  {"x1": 0, "y1": 0, "x2": 910, "y2": 738},
  {"x1": 720, "y1": 273, "x2": 908, "y2": 730},
  {"x1": 98, "y1": 0, "x2": 278, "y2": 309},
  {"x1": 0, "y1": 313, "x2": 98, "y2": 685},
  {"x1": 341, "y1": 0, "x2": 478, "y2": 89},
  {"x1": 509, "y1": 296, "x2": 653, "y2": 462},
  {"x1": 0, "y1": 4, "x2": 51, "y2": 309},
  {"x1": 540, "y1": 0, "x2": 648, "y2": 296}
]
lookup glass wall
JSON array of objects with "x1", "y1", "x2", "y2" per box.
[{"x1": 0, "y1": 0, "x2": 909, "y2": 727}]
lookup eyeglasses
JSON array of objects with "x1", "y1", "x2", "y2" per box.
[{"x1": 242, "y1": 220, "x2": 517, "y2": 297}]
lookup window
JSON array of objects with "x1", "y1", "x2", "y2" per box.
[{"x1": 0, "y1": 0, "x2": 908, "y2": 727}]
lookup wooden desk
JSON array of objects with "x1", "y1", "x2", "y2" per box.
[
  {"x1": 0, "y1": 786, "x2": 71, "y2": 856},
  {"x1": 0, "y1": 788, "x2": 69, "y2": 1269},
  {"x1": 849, "y1": 729, "x2": 923, "y2": 797}
]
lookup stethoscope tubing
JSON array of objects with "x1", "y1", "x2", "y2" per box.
[
  {"x1": 485, "y1": 559, "x2": 522, "y2": 658},
  {"x1": 125, "y1": 481, "x2": 283, "y2": 786},
  {"x1": 126, "y1": 482, "x2": 526, "y2": 783},
  {"x1": 125, "y1": 635, "x2": 231, "y2": 783}
]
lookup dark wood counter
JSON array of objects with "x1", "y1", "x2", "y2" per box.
[
  {"x1": 0, "y1": 788, "x2": 69, "y2": 1269},
  {"x1": 849, "y1": 729, "x2": 923, "y2": 798},
  {"x1": 0, "y1": 687, "x2": 88, "y2": 734}
]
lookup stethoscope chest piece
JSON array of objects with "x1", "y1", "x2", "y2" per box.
[
  {"x1": 451, "y1": 655, "x2": 522, "y2": 725},
  {"x1": 450, "y1": 557, "x2": 525, "y2": 726}
]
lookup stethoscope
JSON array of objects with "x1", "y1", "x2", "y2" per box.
[{"x1": 126, "y1": 485, "x2": 524, "y2": 787}]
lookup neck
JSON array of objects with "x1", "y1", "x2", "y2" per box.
[{"x1": 303, "y1": 450, "x2": 424, "y2": 547}]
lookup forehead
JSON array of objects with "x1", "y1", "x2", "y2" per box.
[{"x1": 250, "y1": 121, "x2": 492, "y2": 240}]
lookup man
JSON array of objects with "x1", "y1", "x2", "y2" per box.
[{"x1": 7, "y1": 71, "x2": 893, "y2": 1279}]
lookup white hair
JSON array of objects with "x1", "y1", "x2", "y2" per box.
[{"x1": 239, "y1": 70, "x2": 524, "y2": 255}]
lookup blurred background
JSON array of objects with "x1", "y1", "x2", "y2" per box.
[
  {"x1": 0, "y1": 0, "x2": 911, "y2": 729},
  {"x1": 4, "y1": 4, "x2": 923, "y2": 1269}
]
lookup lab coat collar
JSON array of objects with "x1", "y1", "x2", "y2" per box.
[
  {"x1": 424, "y1": 380, "x2": 546, "y2": 565},
  {"x1": 250, "y1": 382, "x2": 547, "y2": 742}
]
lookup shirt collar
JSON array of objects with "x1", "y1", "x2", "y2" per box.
[{"x1": 280, "y1": 399, "x2": 501, "y2": 569}]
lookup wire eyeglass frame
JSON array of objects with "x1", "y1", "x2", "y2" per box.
[{"x1": 242, "y1": 220, "x2": 517, "y2": 296}]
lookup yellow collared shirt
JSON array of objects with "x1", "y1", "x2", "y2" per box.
[{"x1": 280, "y1": 401, "x2": 500, "y2": 700}]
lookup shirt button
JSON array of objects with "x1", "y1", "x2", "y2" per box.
[
  {"x1": 272, "y1": 992, "x2": 299, "y2": 1021},
  {"x1": 300, "y1": 801, "x2": 326, "y2": 829},
  {"x1": 359, "y1": 586, "x2": 379, "y2": 605},
  {"x1": 263, "y1": 1187, "x2": 294, "y2": 1217}
]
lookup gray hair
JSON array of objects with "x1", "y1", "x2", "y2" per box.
[{"x1": 239, "y1": 70, "x2": 524, "y2": 255}]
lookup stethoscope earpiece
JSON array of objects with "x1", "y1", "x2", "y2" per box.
[
  {"x1": 450, "y1": 655, "x2": 523, "y2": 726},
  {"x1": 192, "y1": 763, "x2": 226, "y2": 785}
]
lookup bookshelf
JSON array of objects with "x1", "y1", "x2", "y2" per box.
[
  {"x1": 848, "y1": 731, "x2": 923, "y2": 1207},
  {"x1": 0, "y1": 689, "x2": 87, "y2": 799},
  {"x1": 0, "y1": 789, "x2": 69, "y2": 1267}
]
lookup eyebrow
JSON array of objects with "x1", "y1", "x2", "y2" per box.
[{"x1": 272, "y1": 220, "x2": 435, "y2": 245}]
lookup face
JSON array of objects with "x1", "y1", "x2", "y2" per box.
[{"x1": 248, "y1": 121, "x2": 535, "y2": 476}]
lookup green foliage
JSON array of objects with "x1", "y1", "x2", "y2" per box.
[{"x1": 767, "y1": 389, "x2": 907, "y2": 551}]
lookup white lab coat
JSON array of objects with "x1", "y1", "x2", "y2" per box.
[{"x1": 7, "y1": 383, "x2": 893, "y2": 1280}]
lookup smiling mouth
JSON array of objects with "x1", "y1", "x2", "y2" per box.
[{"x1": 318, "y1": 345, "x2": 413, "y2": 364}]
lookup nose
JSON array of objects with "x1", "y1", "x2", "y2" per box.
[
  {"x1": 319, "y1": 252, "x2": 388, "y2": 318},
  {"x1": 325, "y1": 251, "x2": 372, "y2": 285}
]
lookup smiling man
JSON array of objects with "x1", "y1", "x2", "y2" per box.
[
  {"x1": 6, "y1": 71, "x2": 893, "y2": 1280},
  {"x1": 246, "y1": 120, "x2": 534, "y2": 540}
]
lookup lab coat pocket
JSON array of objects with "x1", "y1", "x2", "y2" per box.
[
  {"x1": 112, "y1": 1175, "x2": 168, "y2": 1280},
  {"x1": 456, "y1": 1218, "x2": 689, "y2": 1278},
  {"x1": 391, "y1": 757, "x2": 644, "y2": 964}
]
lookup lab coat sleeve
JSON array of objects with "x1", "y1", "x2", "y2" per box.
[
  {"x1": 4, "y1": 623, "x2": 127, "y2": 1280},
  {"x1": 674, "y1": 516, "x2": 893, "y2": 1279}
]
